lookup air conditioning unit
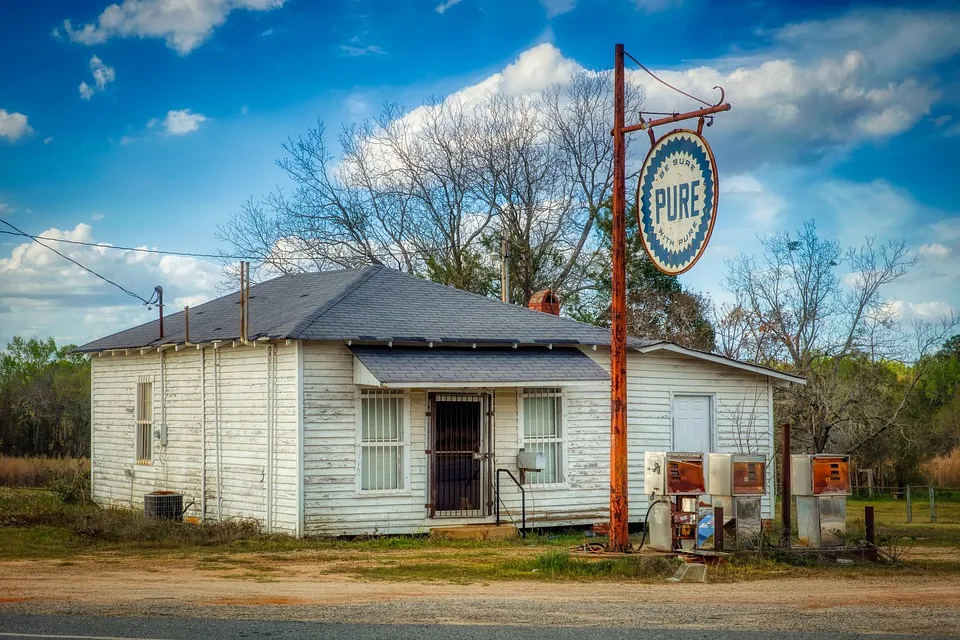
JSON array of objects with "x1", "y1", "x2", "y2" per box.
[
  {"x1": 144, "y1": 491, "x2": 183, "y2": 521},
  {"x1": 517, "y1": 450, "x2": 545, "y2": 472}
]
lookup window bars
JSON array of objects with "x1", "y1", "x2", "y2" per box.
[
  {"x1": 360, "y1": 389, "x2": 405, "y2": 491},
  {"x1": 431, "y1": 394, "x2": 489, "y2": 517},
  {"x1": 521, "y1": 388, "x2": 563, "y2": 484},
  {"x1": 135, "y1": 377, "x2": 153, "y2": 464}
]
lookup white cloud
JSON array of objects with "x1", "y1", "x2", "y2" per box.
[
  {"x1": 907, "y1": 301, "x2": 954, "y2": 320},
  {"x1": 720, "y1": 174, "x2": 785, "y2": 227},
  {"x1": 91, "y1": 213, "x2": 106, "y2": 221},
  {"x1": 61, "y1": 0, "x2": 287, "y2": 55},
  {"x1": 435, "y1": 0, "x2": 462, "y2": 14},
  {"x1": 540, "y1": 0, "x2": 575, "y2": 17},
  {"x1": 158, "y1": 109, "x2": 208, "y2": 135},
  {"x1": 340, "y1": 36, "x2": 385, "y2": 57},
  {"x1": 931, "y1": 114, "x2": 952, "y2": 128},
  {"x1": 43, "y1": 137, "x2": 54, "y2": 145},
  {"x1": 0, "y1": 109, "x2": 31, "y2": 142},
  {"x1": 79, "y1": 55, "x2": 116, "y2": 101},
  {"x1": 0, "y1": 223, "x2": 222, "y2": 348},
  {"x1": 919, "y1": 243, "x2": 951, "y2": 259},
  {"x1": 240, "y1": 105, "x2": 249, "y2": 116}
]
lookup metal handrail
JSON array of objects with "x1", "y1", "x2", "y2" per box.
[{"x1": 495, "y1": 468, "x2": 526, "y2": 537}]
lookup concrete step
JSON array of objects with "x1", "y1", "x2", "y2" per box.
[{"x1": 429, "y1": 524, "x2": 519, "y2": 541}]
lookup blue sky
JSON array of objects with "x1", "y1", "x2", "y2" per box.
[{"x1": 1, "y1": 0, "x2": 959, "y2": 348}]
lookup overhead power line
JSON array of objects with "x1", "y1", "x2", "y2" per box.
[
  {"x1": 0, "y1": 218, "x2": 151, "y2": 305},
  {"x1": 0, "y1": 226, "x2": 259, "y2": 261}
]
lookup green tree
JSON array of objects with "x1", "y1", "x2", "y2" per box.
[
  {"x1": 567, "y1": 201, "x2": 715, "y2": 351},
  {"x1": 0, "y1": 337, "x2": 90, "y2": 457}
]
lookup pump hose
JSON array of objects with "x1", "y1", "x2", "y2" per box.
[{"x1": 637, "y1": 497, "x2": 667, "y2": 551}]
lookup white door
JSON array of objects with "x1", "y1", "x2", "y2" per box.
[{"x1": 672, "y1": 395, "x2": 712, "y2": 453}]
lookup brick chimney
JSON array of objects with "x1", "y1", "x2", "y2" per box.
[{"x1": 528, "y1": 290, "x2": 560, "y2": 315}]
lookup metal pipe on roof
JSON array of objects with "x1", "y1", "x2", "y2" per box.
[
  {"x1": 184, "y1": 306, "x2": 190, "y2": 344},
  {"x1": 239, "y1": 262, "x2": 246, "y2": 343}
]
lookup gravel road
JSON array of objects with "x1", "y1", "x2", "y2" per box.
[{"x1": 0, "y1": 615, "x2": 946, "y2": 640}]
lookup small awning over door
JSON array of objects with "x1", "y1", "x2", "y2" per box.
[{"x1": 350, "y1": 346, "x2": 609, "y2": 388}]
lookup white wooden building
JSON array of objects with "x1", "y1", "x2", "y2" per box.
[{"x1": 77, "y1": 266, "x2": 803, "y2": 536}]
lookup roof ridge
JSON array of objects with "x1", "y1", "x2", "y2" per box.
[
  {"x1": 376, "y1": 267, "x2": 630, "y2": 337},
  {"x1": 288, "y1": 265, "x2": 382, "y2": 339}
]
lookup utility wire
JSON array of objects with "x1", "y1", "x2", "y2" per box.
[
  {"x1": 0, "y1": 218, "x2": 151, "y2": 304},
  {"x1": 623, "y1": 50, "x2": 713, "y2": 108},
  {"x1": 0, "y1": 227, "x2": 258, "y2": 261}
]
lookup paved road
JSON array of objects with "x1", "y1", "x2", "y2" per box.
[{"x1": 0, "y1": 615, "x2": 944, "y2": 640}]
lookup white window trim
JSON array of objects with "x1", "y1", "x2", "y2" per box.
[
  {"x1": 669, "y1": 391, "x2": 716, "y2": 452},
  {"x1": 517, "y1": 387, "x2": 568, "y2": 488},
  {"x1": 354, "y1": 388, "x2": 412, "y2": 496},
  {"x1": 134, "y1": 376, "x2": 154, "y2": 466}
]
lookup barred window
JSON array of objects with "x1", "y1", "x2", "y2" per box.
[
  {"x1": 135, "y1": 378, "x2": 153, "y2": 464},
  {"x1": 521, "y1": 388, "x2": 563, "y2": 484},
  {"x1": 359, "y1": 390, "x2": 406, "y2": 491}
]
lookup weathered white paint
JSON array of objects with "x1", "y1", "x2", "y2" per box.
[
  {"x1": 91, "y1": 339, "x2": 780, "y2": 537},
  {"x1": 90, "y1": 343, "x2": 299, "y2": 534}
]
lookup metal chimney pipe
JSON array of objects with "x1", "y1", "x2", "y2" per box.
[
  {"x1": 244, "y1": 261, "x2": 251, "y2": 342},
  {"x1": 184, "y1": 306, "x2": 190, "y2": 344},
  {"x1": 155, "y1": 285, "x2": 164, "y2": 340},
  {"x1": 239, "y1": 262, "x2": 246, "y2": 342}
]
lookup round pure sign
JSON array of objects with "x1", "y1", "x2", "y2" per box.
[{"x1": 636, "y1": 129, "x2": 718, "y2": 275}]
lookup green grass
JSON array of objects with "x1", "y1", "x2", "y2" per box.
[{"x1": 2, "y1": 487, "x2": 958, "y2": 584}]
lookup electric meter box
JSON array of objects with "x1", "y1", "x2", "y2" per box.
[
  {"x1": 517, "y1": 450, "x2": 545, "y2": 472},
  {"x1": 708, "y1": 453, "x2": 766, "y2": 496},
  {"x1": 791, "y1": 454, "x2": 851, "y2": 496}
]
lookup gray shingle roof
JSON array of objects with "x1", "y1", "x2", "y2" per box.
[
  {"x1": 76, "y1": 265, "x2": 657, "y2": 352},
  {"x1": 351, "y1": 346, "x2": 609, "y2": 385}
]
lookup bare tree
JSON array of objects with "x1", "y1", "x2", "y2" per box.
[
  {"x1": 723, "y1": 220, "x2": 957, "y2": 454},
  {"x1": 217, "y1": 70, "x2": 644, "y2": 306}
]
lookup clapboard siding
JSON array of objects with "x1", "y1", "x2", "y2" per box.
[
  {"x1": 301, "y1": 342, "x2": 430, "y2": 536},
  {"x1": 90, "y1": 343, "x2": 298, "y2": 534},
  {"x1": 585, "y1": 347, "x2": 774, "y2": 520}
]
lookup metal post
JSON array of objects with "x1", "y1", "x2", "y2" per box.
[
  {"x1": 930, "y1": 486, "x2": 937, "y2": 523},
  {"x1": 501, "y1": 229, "x2": 510, "y2": 303},
  {"x1": 714, "y1": 505, "x2": 724, "y2": 551},
  {"x1": 608, "y1": 42, "x2": 629, "y2": 552},
  {"x1": 780, "y1": 423, "x2": 791, "y2": 548},
  {"x1": 906, "y1": 486, "x2": 912, "y2": 524},
  {"x1": 865, "y1": 506, "x2": 875, "y2": 545},
  {"x1": 156, "y1": 285, "x2": 164, "y2": 340}
]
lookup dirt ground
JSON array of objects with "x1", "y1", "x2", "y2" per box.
[{"x1": 2, "y1": 554, "x2": 960, "y2": 636}]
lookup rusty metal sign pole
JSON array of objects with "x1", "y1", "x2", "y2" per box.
[
  {"x1": 609, "y1": 43, "x2": 629, "y2": 552},
  {"x1": 608, "y1": 43, "x2": 732, "y2": 552}
]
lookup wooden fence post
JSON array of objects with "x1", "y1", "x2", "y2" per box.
[
  {"x1": 906, "y1": 486, "x2": 912, "y2": 524},
  {"x1": 930, "y1": 486, "x2": 937, "y2": 523}
]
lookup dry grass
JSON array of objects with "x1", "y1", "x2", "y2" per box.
[
  {"x1": 924, "y1": 449, "x2": 960, "y2": 487},
  {"x1": 0, "y1": 456, "x2": 89, "y2": 488}
]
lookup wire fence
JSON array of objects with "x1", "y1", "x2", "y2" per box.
[{"x1": 847, "y1": 486, "x2": 960, "y2": 525}]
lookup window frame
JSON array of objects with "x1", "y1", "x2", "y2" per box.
[
  {"x1": 355, "y1": 388, "x2": 411, "y2": 495},
  {"x1": 135, "y1": 376, "x2": 154, "y2": 465},
  {"x1": 518, "y1": 387, "x2": 567, "y2": 487}
]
